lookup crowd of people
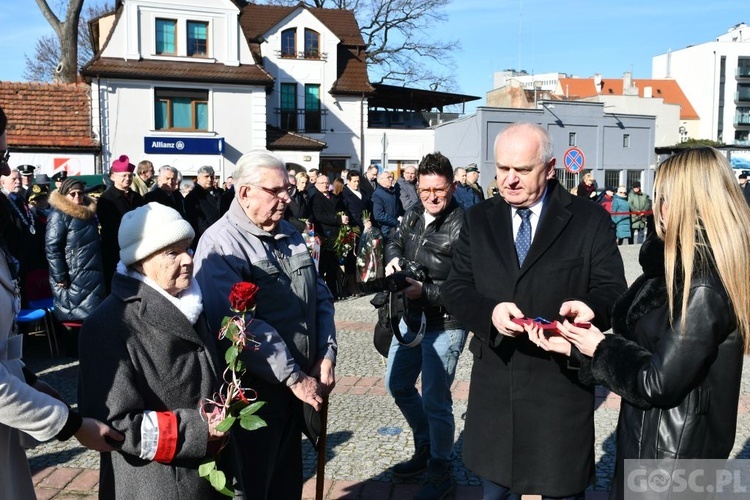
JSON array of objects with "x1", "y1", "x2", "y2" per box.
[
  {"x1": 3, "y1": 101, "x2": 750, "y2": 500},
  {"x1": 576, "y1": 176, "x2": 653, "y2": 246}
]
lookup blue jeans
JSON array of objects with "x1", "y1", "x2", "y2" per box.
[{"x1": 385, "y1": 320, "x2": 468, "y2": 462}]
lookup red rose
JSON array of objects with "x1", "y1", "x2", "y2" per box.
[{"x1": 228, "y1": 282, "x2": 259, "y2": 312}]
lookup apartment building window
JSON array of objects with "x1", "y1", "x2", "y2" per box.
[
  {"x1": 736, "y1": 107, "x2": 750, "y2": 125},
  {"x1": 187, "y1": 21, "x2": 208, "y2": 57},
  {"x1": 568, "y1": 132, "x2": 576, "y2": 147},
  {"x1": 154, "y1": 88, "x2": 208, "y2": 131},
  {"x1": 622, "y1": 134, "x2": 630, "y2": 148},
  {"x1": 280, "y1": 83, "x2": 297, "y2": 131},
  {"x1": 739, "y1": 58, "x2": 750, "y2": 78},
  {"x1": 305, "y1": 84, "x2": 321, "y2": 132},
  {"x1": 156, "y1": 19, "x2": 177, "y2": 55},
  {"x1": 281, "y1": 28, "x2": 296, "y2": 58},
  {"x1": 304, "y1": 29, "x2": 320, "y2": 59}
]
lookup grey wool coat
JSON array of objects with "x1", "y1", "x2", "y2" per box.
[
  {"x1": 46, "y1": 190, "x2": 106, "y2": 321},
  {"x1": 78, "y1": 273, "x2": 235, "y2": 499}
]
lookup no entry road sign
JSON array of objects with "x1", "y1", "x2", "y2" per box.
[{"x1": 563, "y1": 147, "x2": 586, "y2": 174}]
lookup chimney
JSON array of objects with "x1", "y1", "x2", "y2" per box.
[
  {"x1": 623, "y1": 72, "x2": 632, "y2": 91},
  {"x1": 594, "y1": 73, "x2": 602, "y2": 94}
]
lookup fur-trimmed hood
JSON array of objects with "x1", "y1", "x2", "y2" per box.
[{"x1": 49, "y1": 190, "x2": 97, "y2": 220}]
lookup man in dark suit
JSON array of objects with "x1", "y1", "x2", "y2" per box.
[
  {"x1": 185, "y1": 165, "x2": 222, "y2": 247},
  {"x1": 97, "y1": 155, "x2": 145, "y2": 292},
  {"x1": 144, "y1": 165, "x2": 184, "y2": 217},
  {"x1": 442, "y1": 123, "x2": 627, "y2": 499},
  {"x1": 359, "y1": 164, "x2": 378, "y2": 200},
  {"x1": 310, "y1": 175, "x2": 349, "y2": 298}
]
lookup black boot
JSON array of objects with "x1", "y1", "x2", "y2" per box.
[
  {"x1": 391, "y1": 444, "x2": 430, "y2": 478},
  {"x1": 414, "y1": 459, "x2": 455, "y2": 500}
]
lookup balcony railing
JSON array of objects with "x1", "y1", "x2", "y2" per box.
[
  {"x1": 275, "y1": 108, "x2": 327, "y2": 133},
  {"x1": 735, "y1": 115, "x2": 750, "y2": 126},
  {"x1": 736, "y1": 91, "x2": 750, "y2": 102},
  {"x1": 275, "y1": 50, "x2": 328, "y2": 61},
  {"x1": 737, "y1": 66, "x2": 750, "y2": 78}
]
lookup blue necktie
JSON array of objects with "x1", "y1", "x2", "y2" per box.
[{"x1": 515, "y1": 208, "x2": 532, "y2": 267}]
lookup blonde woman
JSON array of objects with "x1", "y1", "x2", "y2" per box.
[
  {"x1": 576, "y1": 172, "x2": 597, "y2": 200},
  {"x1": 532, "y1": 148, "x2": 750, "y2": 498}
]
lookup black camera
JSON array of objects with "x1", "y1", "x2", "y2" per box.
[{"x1": 386, "y1": 259, "x2": 428, "y2": 292}]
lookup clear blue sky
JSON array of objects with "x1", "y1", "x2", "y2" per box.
[{"x1": 2, "y1": 0, "x2": 748, "y2": 113}]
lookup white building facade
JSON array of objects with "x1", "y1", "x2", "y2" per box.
[
  {"x1": 652, "y1": 22, "x2": 750, "y2": 145},
  {"x1": 83, "y1": 0, "x2": 272, "y2": 180}
]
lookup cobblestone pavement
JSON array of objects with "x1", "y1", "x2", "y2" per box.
[{"x1": 22, "y1": 244, "x2": 750, "y2": 499}]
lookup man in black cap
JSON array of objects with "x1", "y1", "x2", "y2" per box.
[
  {"x1": 627, "y1": 181, "x2": 651, "y2": 244},
  {"x1": 51, "y1": 171, "x2": 68, "y2": 191},
  {"x1": 465, "y1": 163, "x2": 484, "y2": 201},
  {"x1": 16, "y1": 164, "x2": 35, "y2": 197}
]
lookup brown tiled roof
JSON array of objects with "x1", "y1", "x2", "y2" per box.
[
  {"x1": 239, "y1": 4, "x2": 365, "y2": 46},
  {"x1": 266, "y1": 125, "x2": 326, "y2": 151},
  {"x1": 331, "y1": 47, "x2": 375, "y2": 95},
  {"x1": 82, "y1": 58, "x2": 273, "y2": 86},
  {"x1": 0, "y1": 81, "x2": 98, "y2": 150},
  {"x1": 239, "y1": 3, "x2": 372, "y2": 95},
  {"x1": 558, "y1": 78, "x2": 699, "y2": 120}
]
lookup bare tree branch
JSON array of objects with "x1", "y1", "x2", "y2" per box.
[
  {"x1": 32, "y1": 0, "x2": 84, "y2": 83},
  {"x1": 23, "y1": 35, "x2": 61, "y2": 82},
  {"x1": 26, "y1": 1, "x2": 113, "y2": 83}
]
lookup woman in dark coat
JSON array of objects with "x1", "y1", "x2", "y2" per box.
[
  {"x1": 535, "y1": 148, "x2": 750, "y2": 499},
  {"x1": 78, "y1": 203, "x2": 239, "y2": 499},
  {"x1": 46, "y1": 178, "x2": 106, "y2": 322}
]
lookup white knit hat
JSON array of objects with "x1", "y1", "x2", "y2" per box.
[{"x1": 119, "y1": 203, "x2": 195, "y2": 266}]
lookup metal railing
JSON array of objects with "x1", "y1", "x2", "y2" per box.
[{"x1": 274, "y1": 108, "x2": 327, "y2": 133}]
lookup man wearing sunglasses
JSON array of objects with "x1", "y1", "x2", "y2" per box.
[{"x1": 383, "y1": 152, "x2": 466, "y2": 499}]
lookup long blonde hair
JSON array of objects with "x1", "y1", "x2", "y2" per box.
[{"x1": 654, "y1": 147, "x2": 750, "y2": 351}]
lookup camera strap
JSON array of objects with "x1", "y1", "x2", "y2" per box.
[{"x1": 389, "y1": 291, "x2": 425, "y2": 347}]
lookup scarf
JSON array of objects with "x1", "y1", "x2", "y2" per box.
[{"x1": 116, "y1": 261, "x2": 203, "y2": 325}]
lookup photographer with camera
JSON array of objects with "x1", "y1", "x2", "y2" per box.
[{"x1": 383, "y1": 152, "x2": 466, "y2": 500}]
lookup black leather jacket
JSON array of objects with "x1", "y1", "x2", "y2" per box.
[
  {"x1": 581, "y1": 237, "x2": 743, "y2": 495},
  {"x1": 385, "y1": 199, "x2": 464, "y2": 330}
]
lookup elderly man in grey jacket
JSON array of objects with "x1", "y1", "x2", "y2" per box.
[
  {"x1": 397, "y1": 165, "x2": 419, "y2": 212},
  {"x1": 194, "y1": 149, "x2": 337, "y2": 500}
]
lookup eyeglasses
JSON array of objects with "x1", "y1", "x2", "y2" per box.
[
  {"x1": 251, "y1": 183, "x2": 292, "y2": 200},
  {"x1": 68, "y1": 191, "x2": 84, "y2": 198},
  {"x1": 417, "y1": 185, "x2": 451, "y2": 199}
]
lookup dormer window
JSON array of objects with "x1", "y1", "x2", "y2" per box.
[
  {"x1": 156, "y1": 19, "x2": 177, "y2": 55},
  {"x1": 154, "y1": 18, "x2": 210, "y2": 58},
  {"x1": 281, "y1": 28, "x2": 296, "y2": 58},
  {"x1": 304, "y1": 29, "x2": 320, "y2": 59},
  {"x1": 187, "y1": 21, "x2": 208, "y2": 57}
]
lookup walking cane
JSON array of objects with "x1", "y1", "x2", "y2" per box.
[{"x1": 315, "y1": 395, "x2": 329, "y2": 500}]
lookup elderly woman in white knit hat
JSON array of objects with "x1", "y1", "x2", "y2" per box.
[{"x1": 77, "y1": 202, "x2": 239, "y2": 499}]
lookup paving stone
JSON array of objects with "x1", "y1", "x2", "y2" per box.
[
  {"x1": 37, "y1": 467, "x2": 82, "y2": 489},
  {"x1": 66, "y1": 468, "x2": 99, "y2": 491}
]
